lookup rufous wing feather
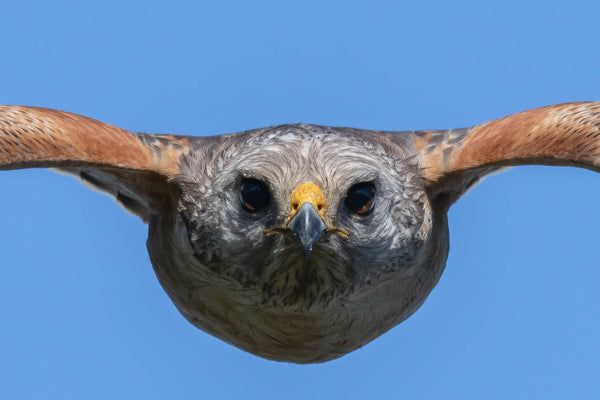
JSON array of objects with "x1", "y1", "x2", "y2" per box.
[
  {"x1": 415, "y1": 102, "x2": 600, "y2": 203},
  {"x1": 0, "y1": 106, "x2": 190, "y2": 221}
]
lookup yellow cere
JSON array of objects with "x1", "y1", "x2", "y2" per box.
[{"x1": 289, "y1": 182, "x2": 326, "y2": 218}]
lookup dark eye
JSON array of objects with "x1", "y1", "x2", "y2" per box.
[
  {"x1": 240, "y1": 178, "x2": 270, "y2": 212},
  {"x1": 344, "y1": 182, "x2": 376, "y2": 215}
]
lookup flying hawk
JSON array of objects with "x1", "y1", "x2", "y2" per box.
[{"x1": 1, "y1": 102, "x2": 598, "y2": 363}]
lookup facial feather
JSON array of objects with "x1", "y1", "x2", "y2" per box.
[{"x1": 174, "y1": 124, "x2": 430, "y2": 312}]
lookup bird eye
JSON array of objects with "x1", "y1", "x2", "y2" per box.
[
  {"x1": 344, "y1": 182, "x2": 375, "y2": 215},
  {"x1": 240, "y1": 178, "x2": 270, "y2": 212}
]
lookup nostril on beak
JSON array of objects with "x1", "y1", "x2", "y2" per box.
[{"x1": 287, "y1": 203, "x2": 327, "y2": 259}]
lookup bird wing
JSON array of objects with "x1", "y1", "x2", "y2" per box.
[
  {"x1": 0, "y1": 105, "x2": 190, "y2": 221},
  {"x1": 412, "y1": 102, "x2": 600, "y2": 204}
]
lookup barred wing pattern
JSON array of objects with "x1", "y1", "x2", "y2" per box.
[{"x1": 0, "y1": 106, "x2": 188, "y2": 220}]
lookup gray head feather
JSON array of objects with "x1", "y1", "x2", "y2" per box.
[{"x1": 149, "y1": 124, "x2": 440, "y2": 363}]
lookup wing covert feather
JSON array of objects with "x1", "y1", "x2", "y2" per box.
[
  {"x1": 0, "y1": 105, "x2": 190, "y2": 220},
  {"x1": 415, "y1": 102, "x2": 600, "y2": 201}
]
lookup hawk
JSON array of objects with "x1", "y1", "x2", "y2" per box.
[{"x1": 1, "y1": 102, "x2": 598, "y2": 363}]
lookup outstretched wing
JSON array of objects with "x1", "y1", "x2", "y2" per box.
[
  {"x1": 0, "y1": 106, "x2": 190, "y2": 221},
  {"x1": 412, "y1": 102, "x2": 600, "y2": 204}
]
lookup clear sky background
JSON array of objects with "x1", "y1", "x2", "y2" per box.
[{"x1": 1, "y1": 1, "x2": 599, "y2": 399}]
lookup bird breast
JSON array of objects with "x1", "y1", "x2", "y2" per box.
[{"x1": 146, "y1": 205, "x2": 448, "y2": 363}]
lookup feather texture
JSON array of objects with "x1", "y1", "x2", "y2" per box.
[{"x1": 1, "y1": 102, "x2": 599, "y2": 362}]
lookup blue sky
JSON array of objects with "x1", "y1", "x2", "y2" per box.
[{"x1": 1, "y1": 1, "x2": 599, "y2": 398}]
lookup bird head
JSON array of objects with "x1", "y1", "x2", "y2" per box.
[{"x1": 168, "y1": 124, "x2": 433, "y2": 314}]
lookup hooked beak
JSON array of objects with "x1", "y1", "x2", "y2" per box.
[
  {"x1": 263, "y1": 182, "x2": 347, "y2": 257},
  {"x1": 288, "y1": 202, "x2": 327, "y2": 259}
]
